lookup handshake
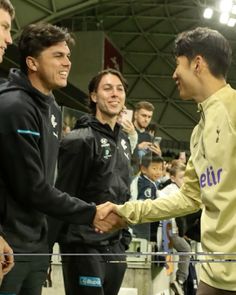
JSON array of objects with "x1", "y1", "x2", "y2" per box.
[
  {"x1": 93, "y1": 202, "x2": 127, "y2": 233},
  {"x1": 0, "y1": 236, "x2": 14, "y2": 284}
]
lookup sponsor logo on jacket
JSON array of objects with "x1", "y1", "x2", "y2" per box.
[
  {"x1": 121, "y1": 138, "x2": 130, "y2": 160},
  {"x1": 144, "y1": 188, "x2": 152, "y2": 198},
  {"x1": 100, "y1": 138, "x2": 112, "y2": 159},
  {"x1": 200, "y1": 166, "x2": 223, "y2": 188},
  {"x1": 51, "y1": 114, "x2": 57, "y2": 128},
  {"x1": 79, "y1": 276, "x2": 102, "y2": 287},
  {"x1": 51, "y1": 114, "x2": 58, "y2": 138}
]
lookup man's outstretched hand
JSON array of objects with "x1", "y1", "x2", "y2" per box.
[{"x1": 93, "y1": 202, "x2": 127, "y2": 233}]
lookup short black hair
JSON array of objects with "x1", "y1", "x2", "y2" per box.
[
  {"x1": 18, "y1": 23, "x2": 74, "y2": 74},
  {"x1": 140, "y1": 152, "x2": 164, "y2": 168},
  {"x1": 88, "y1": 68, "x2": 128, "y2": 115},
  {"x1": 174, "y1": 27, "x2": 232, "y2": 78}
]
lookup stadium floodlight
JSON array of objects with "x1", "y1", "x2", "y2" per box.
[
  {"x1": 231, "y1": 4, "x2": 236, "y2": 14},
  {"x1": 219, "y1": 12, "x2": 229, "y2": 23},
  {"x1": 219, "y1": 0, "x2": 233, "y2": 12},
  {"x1": 227, "y1": 17, "x2": 236, "y2": 26},
  {"x1": 203, "y1": 8, "x2": 213, "y2": 19},
  {"x1": 203, "y1": 0, "x2": 236, "y2": 27}
]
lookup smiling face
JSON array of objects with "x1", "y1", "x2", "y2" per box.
[
  {"x1": 27, "y1": 41, "x2": 71, "y2": 94},
  {"x1": 91, "y1": 73, "x2": 126, "y2": 120},
  {"x1": 0, "y1": 8, "x2": 12, "y2": 63},
  {"x1": 172, "y1": 56, "x2": 198, "y2": 100},
  {"x1": 141, "y1": 161, "x2": 163, "y2": 182}
]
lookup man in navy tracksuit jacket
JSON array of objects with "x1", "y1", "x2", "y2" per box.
[
  {"x1": 0, "y1": 23, "x2": 99, "y2": 294},
  {"x1": 0, "y1": 0, "x2": 15, "y2": 283},
  {"x1": 54, "y1": 69, "x2": 132, "y2": 295}
]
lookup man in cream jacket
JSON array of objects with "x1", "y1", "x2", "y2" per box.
[{"x1": 97, "y1": 27, "x2": 236, "y2": 295}]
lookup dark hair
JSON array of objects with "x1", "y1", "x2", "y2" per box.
[
  {"x1": 134, "y1": 101, "x2": 154, "y2": 112},
  {"x1": 18, "y1": 23, "x2": 74, "y2": 74},
  {"x1": 88, "y1": 68, "x2": 128, "y2": 115},
  {"x1": 141, "y1": 152, "x2": 164, "y2": 168},
  {"x1": 0, "y1": 0, "x2": 15, "y2": 19},
  {"x1": 174, "y1": 27, "x2": 232, "y2": 78}
]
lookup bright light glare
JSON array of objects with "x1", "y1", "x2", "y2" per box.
[
  {"x1": 203, "y1": 8, "x2": 213, "y2": 19},
  {"x1": 228, "y1": 18, "x2": 236, "y2": 26},
  {"x1": 232, "y1": 5, "x2": 236, "y2": 14},
  {"x1": 203, "y1": 1, "x2": 236, "y2": 28},
  {"x1": 219, "y1": 0, "x2": 233, "y2": 12},
  {"x1": 220, "y1": 12, "x2": 229, "y2": 23}
]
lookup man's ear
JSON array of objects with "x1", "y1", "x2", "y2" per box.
[
  {"x1": 26, "y1": 56, "x2": 38, "y2": 72},
  {"x1": 193, "y1": 55, "x2": 203, "y2": 74},
  {"x1": 91, "y1": 92, "x2": 97, "y2": 103},
  {"x1": 140, "y1": 165, "x2": 146, "y2": 174}
]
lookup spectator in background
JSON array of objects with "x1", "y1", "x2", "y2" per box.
[
  {"x1": 158, "y1": 160, "x2": 172, "y2": 189},
  {"x1": 62, "y1": 121, "x2": 71, "y2": 138},
  {"x1": 132, "y1": 101, "x2": 161, "y2": 174},
  {"x1": 178, "y1": 151, "x2": 187, "y2": 164},
  {"x1": 131, "y1": 152, "x2": 164, "y2": 241},
  {"x1": 133, "y1": 101, "x2": 155, "y2": 151},
  {"x1": 0, "y1": 0, "x2": 15, "y2": 284}
]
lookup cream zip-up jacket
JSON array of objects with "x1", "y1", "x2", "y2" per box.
[{"x1": 117, "y1": 84, "x2": 236, "y2": 291}]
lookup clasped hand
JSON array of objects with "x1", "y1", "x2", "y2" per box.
[
  {"x1": 0, "y1": 236, "x2": 14, "y2": 283},
  {"x1": 93, "y1": 202, "x2": 127, "y2": 233}
]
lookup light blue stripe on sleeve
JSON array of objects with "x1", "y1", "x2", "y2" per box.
[{"x1": 17, "y1": 129, "x2": 40, "y2": 136}]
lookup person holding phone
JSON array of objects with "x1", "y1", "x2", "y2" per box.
[{"x1": 132, "y1": 101, "x2": 161, "y2": 174}]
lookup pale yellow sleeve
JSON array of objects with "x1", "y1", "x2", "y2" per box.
[{"x1": 117, "y1": 156, "x2": 202, "y2": 225}]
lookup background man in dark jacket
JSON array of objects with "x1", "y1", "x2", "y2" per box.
[
  {"x1": 132, "y1": 101, "x2": 161, "y2": 174},
  {"x1": 54, "y1": 68, "x2": 132, "y2": 295}
]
